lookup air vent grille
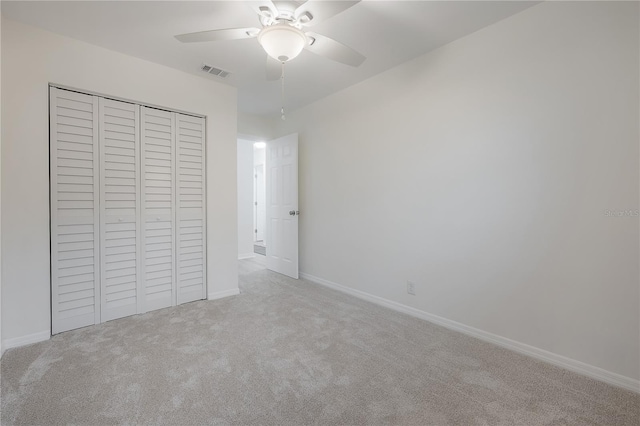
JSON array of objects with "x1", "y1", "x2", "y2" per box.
[{"x1": 200, "y1": 64, "x2": 230, "y2": 78}]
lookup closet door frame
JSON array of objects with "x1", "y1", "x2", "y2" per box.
[{"x1": 50, "y1": 85, "x2": 207, "y2": 334}]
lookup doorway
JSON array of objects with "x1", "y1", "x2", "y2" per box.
[
  {"x1": 237, "y1": 134, "x2": 299, "y2": 278},
  {"x1": 253, "y1": 143, "x2": 266, "y2": 256},
  {"x1": 237, "y1": 138, "x2": 266, "y2": 260}
]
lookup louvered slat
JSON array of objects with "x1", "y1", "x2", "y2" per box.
[
  {"x1": 176, "y1": 114, "x2": 206, "y2": 304},
  {"x1": 51, "y1": 87, "x2": 100, "y2": 334},
  {"x1": 99, "y1": 98, "x2": 141, "y2": 321},
  {"x1": 141, "y1": 107, "x2": 176, "y2": 312}
]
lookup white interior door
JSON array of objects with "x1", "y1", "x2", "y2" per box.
[
  {"x1": 265, "y1": 133, "x2": 298, "y2": 279},
  {"x1": 176, "y1": 113, "x2": 207, "y2": 304},
  {"x1": 50, "y1": 87, "x2": 101, "y2": 334},
  {"x1": 141, "y1": 107, "x2": 176, "y2": 312},
  {"x1": 99, "y1": 98, "x2": 141, "y2": 322}
]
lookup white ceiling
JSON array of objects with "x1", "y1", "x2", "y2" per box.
[{"x1": 2, "y1": 1, "x2": 538, "y2": 117}]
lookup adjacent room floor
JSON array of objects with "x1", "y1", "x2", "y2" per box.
[{"x1": 1, "y1": 258, "x2": 638, "y2": 425}]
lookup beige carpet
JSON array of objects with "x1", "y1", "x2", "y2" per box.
[{"x1": 1, "y1": 258, "x2": 638, "y2": 425}]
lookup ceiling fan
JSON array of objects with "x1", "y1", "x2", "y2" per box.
[{"x1": 174, "y1": 0, "x2": 366, "y2": 81}]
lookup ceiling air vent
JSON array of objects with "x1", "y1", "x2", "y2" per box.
[{"x1": 200, "y1": 64, "x2": 230, "y2": 78}]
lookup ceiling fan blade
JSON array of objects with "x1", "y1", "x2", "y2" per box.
[
  {"x1": 266, "y1": 56, "x2": 283, "y2": 81},
  {"x1": 305, "y1": 32, "x2": 365, "y2": 67},
  {"x1": 247, "y1": 0, "x2": 279, "y2": 19},
  {"x1": 175, "y1": 28, "x2": 259, "y2": 43},
  {"x1": 295, "y1": 0, "x2": 360, "y2": 27}
]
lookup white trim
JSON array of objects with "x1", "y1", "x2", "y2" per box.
[
  {"x1": 208, "y1": 288, "x2": 240, "y2": 301},
  {"x1": 300, "y1": 272, "x2": 640, "y2": 394},
  {"x1": 238, "y1": 253, "x2": 255, "y2": 260},
  {"x1": 1, "y1": 330, "x2": 51, "y2": 355}
]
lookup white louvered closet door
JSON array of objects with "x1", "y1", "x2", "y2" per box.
[
  {"x1": 141, "y1": 107, "x2": 176, "y2": 312},
  {"x1": 52, "y1": 89, "x2": 207, "y2": 334},
  {"x1": 176, "y1": 114, "x2": 207, "y2": 304},
  {"x1": 99, "y1": 98, "x2": 142, "y2": 321},
  {"x1": 50, "y1": 88, "x2": 101, "y2": 334}
]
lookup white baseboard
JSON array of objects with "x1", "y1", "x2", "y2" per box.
[
  {"x1": 300, "y1": 272, "x2": 640, "y2": 394},
  {"x1": 208, "y1": 288, "x2": 240, "y2": 301},
  {"x1": 238, "y1": 253, "x2": 255, "y2": 260},
  {"x1": 1, "y1": 330, "x2": 51, "y2": 355}
]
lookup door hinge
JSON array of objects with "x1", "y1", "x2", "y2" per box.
[
  {"x1": 255, "y1": 229, "x2": 258, "y2": 233},
  {"x1": 254, "y1": 201, "x2": 258, "y2": 206}
]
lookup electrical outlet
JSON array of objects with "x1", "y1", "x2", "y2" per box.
[{"x1": 407, "y1": 281, "x2": 416, "y2": 296}]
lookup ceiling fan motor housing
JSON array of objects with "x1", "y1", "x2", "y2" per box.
[{"x1": 258, "y1": 24, "x2": 307, "y2": 62}]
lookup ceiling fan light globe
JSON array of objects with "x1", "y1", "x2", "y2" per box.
[{"x1": 258, "y1": 24, "x2": 307, "y2": 62}]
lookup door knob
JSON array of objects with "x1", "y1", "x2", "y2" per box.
[{"x1": 289, "y1": 210, "x2": 296, "y2": 216}]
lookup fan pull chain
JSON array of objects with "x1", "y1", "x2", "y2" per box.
[{"x1": 281, "y1": 61, "x2": 286, "y2": 121}]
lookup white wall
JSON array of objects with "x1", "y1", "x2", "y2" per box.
[
  {"x1": 237, "y1": 139, "x2": 255, "y2": 259},
  {"x1": 1, "y1": 18, "x2": 238, "y2": 346},
  {"x1": 238, "y1": 112, "x2": 275, "y2": 141},
  {"x1": 274, "y1": 1, "x2": 639, "y2": 384},
  {"x1": 0, "y1": 14, "x2": 3, "y2": 355}
]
